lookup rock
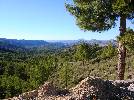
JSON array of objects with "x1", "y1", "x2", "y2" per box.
[
  {"x1": 38, "y1": 82, "x2": 58, "y2": 98},
  {"x1": 8, "y1": 76, "x2": 134, "y2": 100},
  {"x1": 128, "y1": 83, "x2": 134, "y2": 92},
  {"x1": 21, "y1": 90, "x2": 38, "y2": 99},
  {"x1": 71, "y1": 76, "x2": 134, "y2": 99},
  {"x1": 113, "y1": 79, "x2": 134, "y2": 87}
]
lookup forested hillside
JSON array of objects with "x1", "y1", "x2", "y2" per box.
[{"x1": 0, "y1": 39, "x2": 134, "y2": 99}]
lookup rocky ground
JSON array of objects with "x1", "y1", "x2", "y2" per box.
[{"x1": 7, "y1": 76, "x2": 134, "y2": 100}]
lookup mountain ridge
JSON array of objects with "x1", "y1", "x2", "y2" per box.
[{"x1": 0, "y1": 38, "x2": 117, "y2": 48}]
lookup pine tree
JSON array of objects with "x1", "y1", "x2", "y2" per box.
[
  {"x1": 66, "y1": 0, "x2": 134, "y2": 80},
  {"x1": 74, "y1": 42, "x2": 90, "y2": 65}
]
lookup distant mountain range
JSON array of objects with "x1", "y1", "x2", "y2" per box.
[
  {"x1": 0, "y1": 38, "x2": 68, "y2": 52},
  {"x1": 47, "y1": 39, "x2": 117, "y2": 46},
  {"x1": 0, "y1": 38, "x2": 117, "y2": 51},
  {"x1": 0, "y1": 38, "x2": 49, "y2": 48}
]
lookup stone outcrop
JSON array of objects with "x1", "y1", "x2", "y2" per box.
[
  {"x1": 8, "y1": 82, "x2": 58, "y2": 100},
  {"x1": 71, "y1": 77, "x2": 134, "y2": 100},
  {"x1": 38, "y1": 82, "x2": 58, "y2": 97},
  {"x1": 7, "y1": 76, "x2": 134, "y2": 100}
]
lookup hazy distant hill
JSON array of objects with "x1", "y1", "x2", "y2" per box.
[
  {"x1": 0, "y1": 38, "x2": 68, "y2": 52},
  {"x1": 0, "y1": 39, "x2": 25, "y2": 52},
  {"x1": 0, "y1": 38, "x2": 117, "y2": 51},
  {"x1": 47, "y1": 39, "x2": 117, "y2": 46},
  {"x1": 86, "y1": 39, "x2": 117, "y2": 46},
  {"x1": 0, "y1": 38, "x2": 49, "y2": 48}
]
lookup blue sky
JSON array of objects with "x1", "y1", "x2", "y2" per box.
[{"x1": 0, "y1": 0, "x2": 133, "y2": 40}]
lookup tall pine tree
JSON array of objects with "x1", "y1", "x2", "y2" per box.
[{"x1": 66, "y1": 0, "x2": 134, "y2": 80}]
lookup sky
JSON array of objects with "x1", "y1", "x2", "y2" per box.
[{"x1": 0, "y1": 0, "x2": 133, "y2": 40}]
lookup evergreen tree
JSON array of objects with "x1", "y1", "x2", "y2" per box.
[
  {"x1": 74, "y1": 42, "x2": 90, "y2": 65},
  {"x1": 117, "y1": 28, "x2": 134, "y2": 51},
  {"x1": 100, "y1": 43, "x2": 117, "y2": 59},
  {"x1": 66, "y1": 0, "x2": 134, "y2": 80}
]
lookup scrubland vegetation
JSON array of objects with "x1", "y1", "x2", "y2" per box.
[{"x1": 0, "y1": 39, "x2": 134, "y2": 99}]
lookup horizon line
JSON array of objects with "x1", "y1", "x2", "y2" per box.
[{"x1": 0, "y1": 38, "x2": 116, "y2": 41}]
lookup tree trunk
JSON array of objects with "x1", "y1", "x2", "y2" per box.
[{"x1": 117, "y1": 15, "x2": 126, "y2": 80}]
